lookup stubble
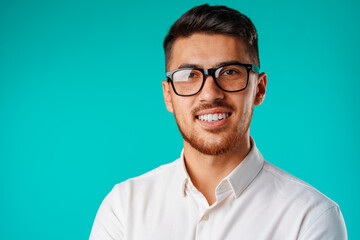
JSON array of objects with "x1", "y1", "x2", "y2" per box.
[{"x1": 174, "y1": 101, "x2": 254, "y2": 156}]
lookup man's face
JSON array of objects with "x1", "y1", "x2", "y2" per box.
[{"x1": 163, "y1": 33, "x2": 266, "y2": 155}]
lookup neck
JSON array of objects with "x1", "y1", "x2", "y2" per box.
[{"x1": 183, "y1": 136, "x2": 251, "y2": 206}]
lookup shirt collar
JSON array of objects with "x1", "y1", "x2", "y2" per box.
[
  {"x1": 177, "y1": 149, "x2": 191, "y2": 197},
  {"x1": 226, "y1": 137, "x2": 264, "y2": 198},
  {"x1": 176, "y1": 137, "x2": 264, "y2": 198}
]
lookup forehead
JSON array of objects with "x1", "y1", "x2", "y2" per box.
[{"x1": 169, "y1": 33, "x2": 251, "y2": 70}]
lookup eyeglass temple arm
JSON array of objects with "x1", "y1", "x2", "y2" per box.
[{"x1": 252, "y1": 64, "x2": 260, "y2": 74}]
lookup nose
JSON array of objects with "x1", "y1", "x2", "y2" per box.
[{"x1": 198, "y1": 75, "x2": 225, "y2": 102}]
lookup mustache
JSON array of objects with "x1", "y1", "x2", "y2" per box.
[{"x1": 191, "y1": 101, "x2": 235, "y2": 115}]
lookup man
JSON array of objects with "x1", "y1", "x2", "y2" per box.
[{"x1": 90, "y1": 4, "x2": 347, "y2": 239}]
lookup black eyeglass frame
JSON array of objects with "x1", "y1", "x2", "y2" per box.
[{"x1": 166, "y1": 63, "x2": 260, "y2": 97}]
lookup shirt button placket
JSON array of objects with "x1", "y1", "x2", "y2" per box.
[
  {"x1": 195, "y1": 213, "x2": 211, "y2": 240},
  {"x1": 201, "y1": 214, "x2": 209, "y2": 221}
]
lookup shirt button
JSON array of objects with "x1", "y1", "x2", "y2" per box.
[{"x1": 201, "y1": 214, "x2": 209, "y2": 221}]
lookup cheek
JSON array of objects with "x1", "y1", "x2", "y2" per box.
[
  {"x1": 231, "y1": 93, "x2": 255, "y2": 124},
  {"x1": 239, "y1": 81, "x2": 257, "y2": 109},
  {"x1": 233, "y1": 90, "x2": 253, "y2": 109},
  {"x1": 172, "y1": 97, "x2": 194, "y2": 119}
]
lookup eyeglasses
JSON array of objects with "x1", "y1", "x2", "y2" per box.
[{"x1": 166, "y1": 63, "x2": 260, "y2": 96}]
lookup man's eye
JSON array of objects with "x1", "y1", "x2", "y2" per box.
[
  {"x1": 184, "y1": 71, "x2": 201, "y2": 79},
  {"x1": 187, "y1": 72, "x2": 197, "y2": 78},
  {"x1": 222, "y1": 69, "x2": 238, "y2": 75}
]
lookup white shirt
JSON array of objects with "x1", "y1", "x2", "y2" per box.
[{"x1": 90, "y1": 138, "x2": 347, "y2": 240}]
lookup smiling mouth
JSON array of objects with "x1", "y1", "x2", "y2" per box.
[{"x1": 196, "y1": 113, "x2": 231, "y2": 122}]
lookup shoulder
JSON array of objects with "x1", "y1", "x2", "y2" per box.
[
  {"x1": 261, "y1": 161, "x2": 338, "y2": 208},
  {"x1": 90, "y1": 160, "x2": 180, "y2": 239},
  {"x1": 111, "y1": 159, "x2": 179, "y2": 195},
  {"x1": 259, "y1": 161, "x2": 346, "y2": 238},
  {"x1": 96, "y1": 159, "x2": 179, "y2": 220}
]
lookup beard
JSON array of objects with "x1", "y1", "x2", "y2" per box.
[{"x1": 173, "y1": 101, "x2": 253, "y2": 156}]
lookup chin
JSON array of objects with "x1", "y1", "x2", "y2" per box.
[{"x1": 183, "y1": 130, "x2": 242, "y2": 156}]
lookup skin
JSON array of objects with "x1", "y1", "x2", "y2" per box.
[{"x1": 162, "y1": 33, "x2": 267, "y2": 206}]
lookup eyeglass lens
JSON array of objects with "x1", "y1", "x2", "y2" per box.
[{"x1": 172, "y1": 65, "x2": 248, "y2": 96}]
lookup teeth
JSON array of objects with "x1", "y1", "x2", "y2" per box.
[{"x1": 197, "y1": 113, "x2": 230, "y2": 122}]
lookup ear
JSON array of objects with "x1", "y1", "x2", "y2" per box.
[
  {"x1": 162, "y1": 80, "x2": 174, "y2": 113},
  {"x1": 254, "y1": 72, "x2": 267, "y2": 106}
]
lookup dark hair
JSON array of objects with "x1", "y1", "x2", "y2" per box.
[{"x1": 163, "y1": 4, "x2": 260, "y2": 70}]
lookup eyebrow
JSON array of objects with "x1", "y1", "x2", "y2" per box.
[{"x1": 177, "y1": 60, "x2": 246, "y2": 69}]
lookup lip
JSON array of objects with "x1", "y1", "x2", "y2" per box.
[
  {"x1": 195, "y1": 108, "x2": 232, "y2": 129},
  {"x1": 196, "y1": 116, "x2": 230, "y2": 129}
]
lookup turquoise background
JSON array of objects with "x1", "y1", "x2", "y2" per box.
[{"x1": 1, "y1": 0, "x2": 359, "y2": 239}]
